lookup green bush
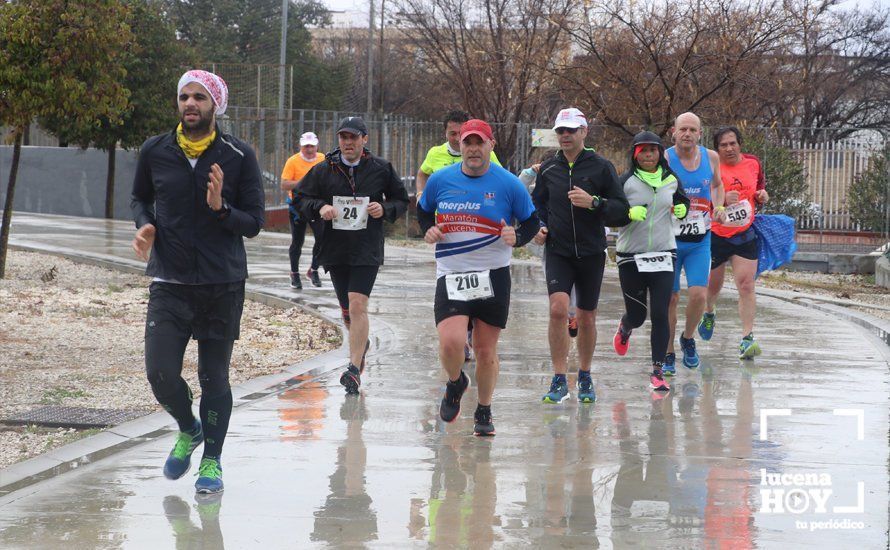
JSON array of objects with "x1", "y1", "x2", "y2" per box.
[{"x1": 848, "y1": 146, "x2": 890, "y2": 233}]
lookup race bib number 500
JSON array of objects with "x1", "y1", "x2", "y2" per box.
[
  {"x1": 445, "y1": 270, "x2": 494, "y2": 302},
  {"x1": 332, "y1": 196, "x2": 370, "y2": 231},
  {"x1": 634, "y1": 252, "x2": 674, "y2": 272}
]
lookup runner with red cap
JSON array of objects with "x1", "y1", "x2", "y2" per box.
[{"x1": 417, "y1": 119, "x2": 540, "y2": 436}]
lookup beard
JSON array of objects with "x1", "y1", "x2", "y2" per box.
[{"x1": 180, "y1": 106, "x2": 214, "y2": 135}]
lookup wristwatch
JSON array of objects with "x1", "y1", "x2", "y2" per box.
[{"x1": 213, "y1": 199, "x2": 231, "y2": 220}]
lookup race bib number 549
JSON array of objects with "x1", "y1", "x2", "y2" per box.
[{"x1": 724, "y1": 199, "x2": 752, "y2": 227}]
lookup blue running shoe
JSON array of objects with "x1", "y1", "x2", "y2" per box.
[
  {"x1": 739, "y1": 333, "x2": 762, "y2": 360},
  {"x1": 163, "y1": 420, "x2": 203, "y2": 480},
  {"x1": 680, "y1": 335, "x2": 701, "y2": 368},
  {"x1": 577, "y1": 371, "x2": 596, "y2": 403},
  {"x1": 542, "y1": 375, "x2": 570, "y2": 404},
  {"x1": 698, "y1": 312, "x2": 716, "y2": 341},
  {"x1": 662, "y1": 353, "x2": 676, "y2": 377},
  {"x1": 195, "y1": 457, "x2": 224, "y2": 494}
]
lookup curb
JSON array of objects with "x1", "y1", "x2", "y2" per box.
[
  {"x1": 0, "y1": 244, "x2": 383, "y2": 497},
  {"x1": 754, "y1": 286, "x2": 890, "y2": 363}
]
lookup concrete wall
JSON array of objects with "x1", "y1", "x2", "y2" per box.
[
  {"x1": 787, "y1": 251, "x2": 878, "y2": 274},
  {"x1": 877, "y1": 256, "x2": 890, "y2": 288},
  {"x1": 0, "y1": 146, "x2": 138, "y2": 221}
]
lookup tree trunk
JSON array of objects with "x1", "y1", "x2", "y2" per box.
[
  {"x1": 0, "y1": 129, "x2": 24, "y2": 279},
  {"x1": 105, "y1": 147, "x2": 116, "y2": 219}
]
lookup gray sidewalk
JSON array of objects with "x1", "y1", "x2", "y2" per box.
[{"x1": 1, "y1": 212, "x2": 888, "y2": 549}]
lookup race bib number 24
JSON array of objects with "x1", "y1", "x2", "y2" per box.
[{"x1": 332, "y1": 196, "x2": 370, "y2": 231}]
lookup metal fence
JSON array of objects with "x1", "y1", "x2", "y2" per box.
[{"x1": 5, "y1": 108, "x2": 888, "y2": 249}]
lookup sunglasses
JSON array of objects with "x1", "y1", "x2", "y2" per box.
[{"x1": 555, "y1": 127, "x2": 580, "y2": 135}]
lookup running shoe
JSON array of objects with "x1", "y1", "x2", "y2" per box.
[
  {"x1": 739, "y1": 333, "x2": 762, "y2": 360},
  {"x1": 341, "y1": 307, "x2": 351, "y2": 329},
  {"x1": 649, "y1": 364, "x2": 670, "y2": 392},
  {"x1": 542, "y1": 374, "x2": 570, "y2": 404},
  {"x1": 698, "y1": 312, "x2": 716, "y2": 341},
  {"x1": 439, "y1": 371, "x2": 469, "y2": 422},
  {"x1": 662, "y1": 353, "x2": 676, "y2": 377},
  {"x1": 339, "y1": 363, "x2": 362, "y2": 394},
  {"x1": 577, "y1": 371, "x2": 596, "y2": 403},
  {"x1": 306, "y1": 268, "x2": 322, "y2": 288},
  {"x1": 613, "y1": 322, "x2": 631, "y2": 356},
  {"x1": 473, "y1": 405, "x2": 495, "y2": 436},
  {"x1": 568, "y1": 315, "x2": 578, "y2": 338},
  {"x1": 289, "y1": 273, "x2": 302, "y2": 289},
  {"x1": 680, "y1": 334, "x2": 701, "y2": 368},
  {"x1": 163, "y1": 420, "x2": 203, "y2": 480},
  {"x1": 194, "y1": 457, "x2": 224, "y2": 494}
]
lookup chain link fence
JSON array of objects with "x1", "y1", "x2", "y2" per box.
[{"x1": 4, "y1": 103, "x2": 887, "y2": 250}]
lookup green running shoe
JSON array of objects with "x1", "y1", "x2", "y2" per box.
[
  {"x1": 163, "y1": 420, "x2": 203, "y2": 480},
  {"x1": 195, "y1": 457, "x2": 224, "y2": 494},
  {"x1": 738, "y1": 333, "x2": 762, "y2": 360}
]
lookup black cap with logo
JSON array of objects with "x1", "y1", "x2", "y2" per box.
[{"x1": 336, "y1": 116, "x2": 368, "y2": 136}]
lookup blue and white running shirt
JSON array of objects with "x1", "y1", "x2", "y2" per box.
[{"x1": 419, "y1": 163, "x2": 536, "y2": 277}]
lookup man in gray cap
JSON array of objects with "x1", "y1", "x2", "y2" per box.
[{"x1": 298, "y1": 116, "x2": 409, "y2": 395}]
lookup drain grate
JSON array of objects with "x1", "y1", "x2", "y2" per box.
[{"x1": 1, "y1": 406, "x2": 150, "y2": 429}]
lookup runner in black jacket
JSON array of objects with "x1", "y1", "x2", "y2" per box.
[
  {"x1": 130, "y1": 70, "x2": 264, "y2": 495},
  {"x1": 531, "y1": 108, "x2": 628, "y2": 405},
  {"x1": 298, "y1": 116, "x2": 409, "y2": 395}
]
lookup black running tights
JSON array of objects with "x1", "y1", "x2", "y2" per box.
[
  {"x1": 145, "y1": 335, "x2": 234, "y2": 459},
  {"x1": 618, "y1": 263, "x2": 674, "y2": 364}
]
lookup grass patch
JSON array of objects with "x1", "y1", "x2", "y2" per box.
[{"x1": 41, "y1": 387, "x2": 88, "y2": 404}]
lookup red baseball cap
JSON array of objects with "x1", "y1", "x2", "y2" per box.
[{"x1": 460, "y1": 119, "x2": 494, "y2": 142}]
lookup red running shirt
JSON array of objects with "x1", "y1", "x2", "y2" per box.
[{"x1": 712, "y1": 156, "x2": 761, "y2": 238}]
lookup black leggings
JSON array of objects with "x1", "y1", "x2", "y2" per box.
[
  {"x1": 618, "y1": 262, "x2": 674, "y2": 364},
  {"x1": 145, "y1": 335, "x2": 234, "y2": 459},
  {"x1": 289, "y1": 215, "x2": 324, "y2": 272}
]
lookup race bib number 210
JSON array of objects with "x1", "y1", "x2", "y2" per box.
[{"x1": 445, "y1": 270, "x2": 494, "y2": 301}]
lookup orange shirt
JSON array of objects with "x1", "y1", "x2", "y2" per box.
[
  {"x1": 712, "y1": 156, "x2": 760, "y2": 238},
  {"x1": 281, "y1": 153, "x2": 324, "y2": 200}
]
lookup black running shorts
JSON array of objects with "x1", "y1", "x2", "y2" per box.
[
  {"x1": 326, "y1": 265, "x2": 380, "y2": 310},
  {"x1": 710, "y1": 228, "x2": 758, "y2": 269},
  {"x1": 145, "y1": 281, "x2": 245, "y2": 341},
  {"x1": 544, "y1": 250, "x2": 606, "y2": 311},
  {"x1": 434, "y1": 266, "x2": 511, "y2": 329}
]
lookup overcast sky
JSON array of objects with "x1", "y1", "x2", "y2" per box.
[{"x1": 320, "y1": 0, "x2": 890, "y2": 24}]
